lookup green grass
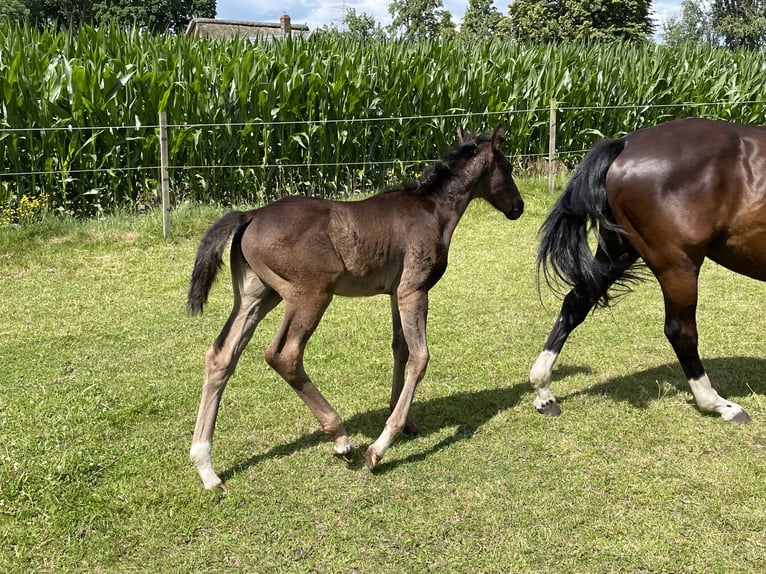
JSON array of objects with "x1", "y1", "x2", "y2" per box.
[{"x1": 1, "y1": 179, "x2": 765, "y2": 573}]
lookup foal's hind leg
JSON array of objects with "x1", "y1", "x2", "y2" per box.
[
  {"x1": 389, "y1": 294, "x2": 418, "y2": 435},
  {"x1": 264, "y1": 295, "x2": 354, "y2": 458},
  {"x1": 531, "y1": 237, "x2": 637, "y2": 416},
  {"x1": 657, "y1": 267, "x2": 750, "y2": 423},
  {"x1": 190, "y1": 266, "x2": 281, "y2": 490}
]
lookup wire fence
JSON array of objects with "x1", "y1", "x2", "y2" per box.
[{"x1": 2, "y1": 99, "x2": 766, "y2": 230}]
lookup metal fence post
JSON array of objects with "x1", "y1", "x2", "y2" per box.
[{"x1": 548, "y1": 98, "x2": 557, "y2": 193}]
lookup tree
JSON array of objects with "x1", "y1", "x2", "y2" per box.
[
  {"x1": 461, "y1": 0, "x2": 505, "y2": 39},
  {"x1": 0, "y1": 0, "x2": 31, "y2": 23},
  {"x1": 388, "y1": 0, "x2": 453, "y2": 40},
  {"x1": 7, "y1": 0, "x2": 215, "y2": 32},
  {"x1": 662, "y1": 0, "x2": 718, "y2": 46},
  {"x1": 95, "y1": 0, "x2": 215, "y2": 33},
  {"x1": 711, "y1": 0, "x2": 766, "y2": 49},
  {"x1": 342, "y1": 8, "x2": 386, "y2": 40},
  {"x1": 507, "y1": 0, "x2": 655, "y2": 42}
]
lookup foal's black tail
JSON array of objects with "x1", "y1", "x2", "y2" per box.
[
  {"x1": 187, "y1": 210, "x2": 254, "y2": 315},
  {"x1": 537, "y1": 137, "x2": 627, "y2": 307}
]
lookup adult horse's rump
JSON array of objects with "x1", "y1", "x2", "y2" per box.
[
  {"x1": 532, "y1": 118, "x2": 766, "y2": 422},
  {"x1": 188, "y1": 125, "x2": 524, "y2": 490}
]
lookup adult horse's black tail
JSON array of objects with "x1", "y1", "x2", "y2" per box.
[
  {"x1": 537, "y1": 137, "x2": 627, "y2": 306},
  {"x1": 187, "y1": 210, "x2": 254, "y2": 315}
]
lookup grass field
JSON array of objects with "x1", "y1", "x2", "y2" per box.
[{"x1": 1, "y1": 180, "x2": 765, "y2": 573}]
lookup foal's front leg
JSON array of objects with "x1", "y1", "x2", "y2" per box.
[
  {"x1": 389, "y1": 295, "x2": 418, "y2": 435},
  {"x1": 367, "y1": 290, "x2": 429, "y2": 469}
]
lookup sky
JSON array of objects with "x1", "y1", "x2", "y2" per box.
[{"x1": 213, "y1": 1, "x2": 684, "y2": 36}]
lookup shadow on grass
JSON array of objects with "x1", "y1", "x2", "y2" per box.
[
  {"x1": 557, "y1": 356, "x2": 766, "y2": 411},
  {"x1": 220, "y1": 381, "x2": 530, "y2": 481}
]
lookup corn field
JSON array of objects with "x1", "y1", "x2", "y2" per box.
[{"x1": 1, "y1": 24, "x2": 766, "y2": 217}]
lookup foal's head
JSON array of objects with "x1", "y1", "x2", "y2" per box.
[{"x1": 458, "y1": 124, "x2": 524, "y2": 220}]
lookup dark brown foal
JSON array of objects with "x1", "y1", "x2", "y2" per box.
[{"x1": 188, "y1": 125, "x2": 524, "y2": 489}]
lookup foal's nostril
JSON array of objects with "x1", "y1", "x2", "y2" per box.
[{"x1": 507, "y1": 201, "x2": 524, "y2": 220}]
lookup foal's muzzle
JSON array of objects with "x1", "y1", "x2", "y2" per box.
[{"x1": 505, "y1": 201, "x2": 524, "y2": 220}]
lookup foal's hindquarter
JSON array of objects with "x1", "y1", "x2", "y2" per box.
[{"x1": 531, "y1": 119, "x2": 766, "y2": 422}]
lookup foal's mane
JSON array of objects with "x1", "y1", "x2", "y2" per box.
[{"x1": 381, "y1": 132, "x2": 492, "y2": 196}]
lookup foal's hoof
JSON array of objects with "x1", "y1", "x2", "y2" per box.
[
  {"x1": 726, "y1": 409, "x2": 751, "y2": 424},
  {"x1": 536, "y1": 400, "x2": 562, "y2": 417},
  {"x1": 404, "y1": 420, "x2": 420, "y2": 436},
  {"x1": 332, "y1": 442, "x2": 358, "y2": 462},
  {"x1": 365, "y1": 446, "x2": 382, "y2": 470}
]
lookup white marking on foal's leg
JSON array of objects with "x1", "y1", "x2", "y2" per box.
[
  {"x1": 530, "y1": 349, "x2": 561, "y2": 416},
  {"x1": 365, "y1": 425, "x2": 395, "y2": 469},
  {"x1": 190, "y1": 441, "x2": 223, "y2": 490},
  {"x1": 688, "y1": 375, "x2": 750, "y2": 423}
]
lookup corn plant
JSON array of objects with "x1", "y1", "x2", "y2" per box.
[{"x1": 1, "y1": 23, "x2": 765, "y2": 216}]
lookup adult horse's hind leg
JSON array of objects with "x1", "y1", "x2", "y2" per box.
[
  {"x1": 530, "y1": 233, "x2": 637, "y2": 416},
  {"x1": 264, "y1": 295, "x2": 354, "y2": 459},
  {"x1": 190, "y1": 260, "x2": 282, "y2": 490},
  {"x1": 389, "y1": 294, "x2": 418, "y2": 435},
  {"x1": 658, "y1": 267, "x2": 750, "y2": 423}
]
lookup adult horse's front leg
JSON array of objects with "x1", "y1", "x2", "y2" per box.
[
  {"x1": 659, "y1": 269, "x2": 750, "y2": 423},
  {"x1": 264, "y1": 296, "x2": 355, "y2": 458},
  {"x1": 367, "y1": 290, "x2": 429, "y2": 469}
]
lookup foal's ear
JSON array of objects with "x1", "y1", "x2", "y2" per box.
[
  {"x1": 457, "y1": 124, "x2": 470, "y2": 143},
  {"x1": 492, "y1": 124, "x2": 505, "y2": 151}
]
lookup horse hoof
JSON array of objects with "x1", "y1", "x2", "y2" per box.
[
  {"x1": 536, "y1": 401, "x2": 562, "y2": 417},
  {"x1": 334, "y1": 442, "x2": 358, "y2": 462},
  {"x1": 214, "y1": 482, "x2": 227, "y2": 493},
  {"x1": 365, "y1": 447, "x2": 381, "y2": 470},
  {"x1": 727, "y1": 409, "x2": 751, "y2": 424},
  {"x1": 404, "y1": 421, "x2": 420, "y2": 436}
]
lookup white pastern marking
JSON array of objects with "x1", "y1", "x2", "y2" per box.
[
  {"x1": 688, "y1": 375, "x2": 745, "y2": 420},
  {"x1": 190, "y1": 441, "x2": 222, "y2": 490},
  {"x1": 530, "y1": 349, "x2": 558, "y2": 389}
]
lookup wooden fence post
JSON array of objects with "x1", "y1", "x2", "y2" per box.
[
  {"x1": 159, "y1": 112, "x2": 170, "y2": 238},
  {"x1": 548, "y1": 98, "x2": 557, "y2": 193}
]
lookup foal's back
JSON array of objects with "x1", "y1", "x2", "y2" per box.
[{"x1": 239, "y1": 192, "x2": 442, "y2": 298}]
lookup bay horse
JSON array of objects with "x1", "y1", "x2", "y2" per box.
[
  {"x1": 188, "y1": 125, "x2": 524, "y2": 490},
  {"x1": 531, "y1": 117, "x2": 766, "y2": 423}
]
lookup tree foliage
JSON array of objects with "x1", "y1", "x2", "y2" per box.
[
  {"x1": 461, "y1": 0, "x2": 509, "y2": 39},
  {"x1": 6, "y1": 0, "x2": 215, "y2": 32},
  {"x1": 342, "y1": 8, "x2": 386, "y2": 41},
  {"x1": 711, "y1": 0, "x2": 766, "y2": 49},
  {"x1": 507, "y1": 0, "x2": 655, "y2": 42},
  {"x1": 662, "y1": 0, "x2": 766, "y2": 49},
  {"x1": 388, "y1": 0, "x2": 454, "y2": 40},
  {"x1": 662, "y1": 0, "x2": 718, "y2": 46},
  {"x1": 0, "y1": 0, "x2": 30, "y2": 23}
]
